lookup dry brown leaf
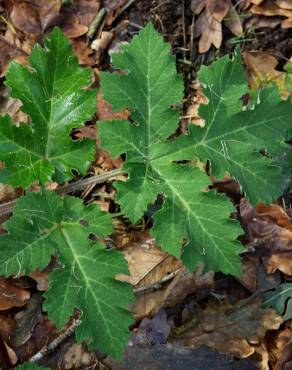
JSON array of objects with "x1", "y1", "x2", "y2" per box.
[
  {"x1": 10, "y1": 2, "x2": 41, "y2": 34},
  {"x1": 116, "y1": 230, "x2": 213, "y2": 319},
  {"x1": 61, "y1": 11, "x2": 88, "y2": 38},
  {"x1": 240, "y1": 200, "x2": 292, "y2": 275},
  {"x1": 282, "y1": 17, "x2": 292, "y2": 27},
  {"x1": 0, "y1": 277, "x2": 30, "y2": 310},
  {"x1": 224, "y1": 4, "x2": 243, "y2": 36},
  {"x1": 97, "y1": 92, "x2": 130, "y2": 121},
  {"x1": 268, "y1": 322, "x2": 292, "y2": 369},
  {"x1": 72, "y1": 38, "x2": 95, "y2": 65},
  {"x1": 32, "y1": 0, "x2": 61, "y2": 31},
  {"x1": 206, "y1": 0, "x2": 231, "y2": 22},
  {"x1": 29, "y1": 271, "x2": 49, "y2": 292},
  {"x1": 276, "y1": 0, "x2": 292, "y2": 9},
  {"x1": 75, "y1": 0, "x2": 100, "y2": 27},
  {"x1": 251, "y1": 0, "x2": 292, "y2": 17},
  {"x1": 178, "y1": 298, "x2": 283, "y2": 358},
  {"x1": 63, "y1": 343, "x2": 95, "y2": 369},
  {"x1": 191, "y1": 0, "x2": 205, "y2": 14},
  {"x1": 243, "y1": 51, "x2": 288, "y2": 98},
  {"x1": 117, "y1": 230, "x2": 179, "y2": 286},
  {"x1": 192, "y1": 0, "x2": 242, "y2": 53},
  {"x1": 240, "y1": 255, "x2": 259, "y2": 292}
]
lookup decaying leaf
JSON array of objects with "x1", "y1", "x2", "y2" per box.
[
  {"x1": 191, "y1": 0, "x2": 243, "y2": 53},
  {"x1": 247, "y1": 0, "x2": 292, "y2": 28},
  {"x1": 0, "y1": 277, "x2": 30, "y2": 310},
  {"x1": 263, "y1": 283, "x2": 292, "y2": 321},
  {"x1": 178, "y1": 298, "x2": 283, "y2": 358},
  {"x1": 117, "y1": 230, "x2": 213, "y2": 319},
  {"x1": 243, "y1": 51, "x2": 289, "y2": 98},
  {"x1": 240, "y1": 200, "x2": 292, "y2": 276}
]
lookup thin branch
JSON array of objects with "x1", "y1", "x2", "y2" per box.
[
  {"x1": 134, "y1": 268, "x2": 182, "y2": 294},
  {"x1": 0, "y1": 168, "x2": 126, "y2": 217},
  {"x1": 55, "y1": 168, "x2": 125, "y2": 194},
  {"x1": 30, "y1": 318, "x2": 81, "y2": 363}
]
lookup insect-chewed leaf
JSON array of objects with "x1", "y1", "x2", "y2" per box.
[
  {"x1": 0, "y1": 191, "x2": 134, "y2": 359},
  {"x1": 0, "y1": 27, "x2": 97, "y2": 187},
  {"x1": 98, "y1": 23, "x2": 243, "y2": 275}
]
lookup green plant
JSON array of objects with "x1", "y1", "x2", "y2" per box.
[
  {"x1": 263, "y1": 283, "x2": 292, "y2": 321},
  {"x1": 0, "y1": 23, "x2": 290, "y2": 364}
]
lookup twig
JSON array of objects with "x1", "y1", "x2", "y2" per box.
[
  {"x1": 0, "y1": 168, "x2": 126, "y2": 217},
  {"x1": 30, "y1": 318, "x2": 81, "y2": 363},
  {"x1": 110, "y1": 0, "x2": 139, "y2": 25},
  {"x1": 87, "y1": 8, "x2": 106, "y2": 39},
  {"x1": 181, "y1": 0, "x2": 186, "y2": 62},
  {"x1": 134, "y1": 268, "x2": 182, "y2": 294},
  {"x1": 55, "y1": 168, "x2": 125, "y2": 194}
]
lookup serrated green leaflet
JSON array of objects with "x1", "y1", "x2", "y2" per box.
[
  {"x1": 152, "y1": 51, "x2": 292, "y2": 205},
  {"x1": 0, "y1": 27, "x2": 96, "y2": 187},
  {"x1": 0, "y1": 191, "x2": 134, "y2": 358},
  {"x1": 99, "y1": 23, "x2": 243, "y2": 274},
  {"x1": 16, "y1": 364, "x2": 48, "y2": 370},
  {"x1": 263, "y1": 283, "x2": 292, "y2": 321}
]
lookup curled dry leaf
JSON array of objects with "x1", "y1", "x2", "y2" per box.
[
  {"x1": 247, "y1": 0, "x2": 292, "y2": 28},
  {"x1": 0, "y1": 277, "x2": 30, "y2": 310},
  {"x1": 178, "y1": 298, "x2": 283, "y2": 358}
]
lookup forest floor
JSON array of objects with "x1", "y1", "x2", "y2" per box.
[{"x1": 0, "y1": 0, "x2": 292, "y2": 369}]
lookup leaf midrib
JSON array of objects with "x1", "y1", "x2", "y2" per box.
[{"x1": 151, "y1": 163, "x2": 236, "y2": 271}]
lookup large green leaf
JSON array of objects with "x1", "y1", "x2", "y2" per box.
[
  {"x1": 263, "y1": 283, "x2": 292, "y2": 321},
  {"x1": 0, "y1": 191, "x2": 134, "y2": 358},
  {"x1": 153, "y1": 52, "x2": 292, "y2": 205},
  {"x1": 0, "y1": 27, "x2": 96, "y2": 187},
  {"x1": 99, "y1": 23, "x2": 243, "y2": 275}
]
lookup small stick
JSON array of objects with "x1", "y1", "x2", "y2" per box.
[
  {"x1": 0, "y1": 168, "x2": 126, "y2": 216},
  {"x1": 181, "y1": 0, "x2": 187, "y2": 62},
  {"x1": 30, "y1": 318, "x2": 81, "y2": 363},
  {"x1": 87, "y1": 8, "x2": 106, "y2": 39},
  {"x1": 134, "y1": 268, "x2": 182, "y2": 294},
  {"x1": 55, "y1": 168, "x2": 125, "y2": 194}
]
